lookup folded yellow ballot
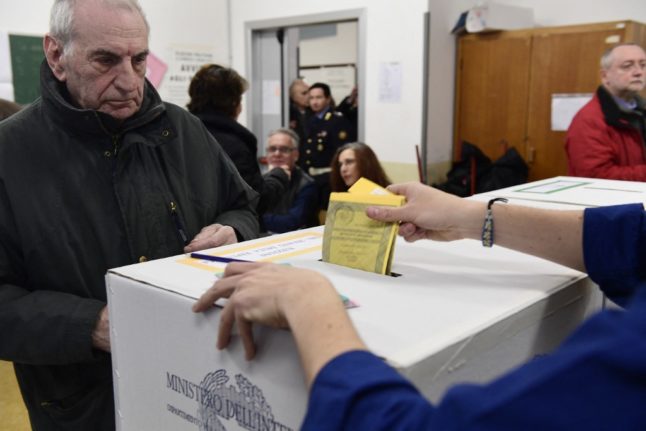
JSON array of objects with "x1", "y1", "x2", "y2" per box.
[
  {"x1": 322, "y1": 179, "x2": 404, "y2": 275},
  {"x1": 347, "y1": 177, "x2": 395, "y2": 196}
]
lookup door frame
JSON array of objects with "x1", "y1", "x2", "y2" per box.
[{"x1": 244, "y1": 8, "x2": 367, "y2": 142}]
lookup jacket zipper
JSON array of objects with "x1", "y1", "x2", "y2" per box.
[
  {"x1": 169, "y1": 201, "x2": 189, "y2": 245},
  {"x1": 112, "y1": 135, "x2": 119, "y2": 156}
]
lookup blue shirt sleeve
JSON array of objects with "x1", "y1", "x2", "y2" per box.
[
  {"x1": 262, "y1": 182, "x2": 318, "y2": 233},
  {"x1": 304, "y1": 204, "x2": 646, "y2": 431},
  {"x1": 303, "y1": 350, "x2": 437, "y2": 430},
  {"x1": 583, "y1": 203, "x2": 646, "y2": 306}
]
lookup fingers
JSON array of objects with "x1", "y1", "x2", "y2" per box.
[
  {"x1": 193, "y1": 279, "x2": 235, "y2": 312},
  {"x1": 237, "y1": 316, "x2": 256, "y2": 360},
  {"x1": 194, "y1": 263, "x2": 268, "y2": 312},
  {"x1": 398, "y1": 222, "x2": 420, "y2": 240},
  {"x1": 216, "y1": 296, "x2": 257, "y2": 360},
  {"x1": 184, "y1": 225, "x2": 237, "y2": 252},
  {"x1": 222, "y1": 261, "x2": 267, "y2": 277},
  {"x1": 365, "y1": 205, "x2": 403, "y2": 223},
  {"x1": 385, "y1": 182, "x2": 415, "y2": 195},
  {"x1": 216, "y1": 299, "x2": 236, "y2": 349}
]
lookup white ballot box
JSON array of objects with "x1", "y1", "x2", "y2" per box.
[
  {"x1": 108, "y1": 226, "x2": 602, "y2": 431},
  {"x1": 478, "y1": 176, "x2": 646, "y2": 207}
]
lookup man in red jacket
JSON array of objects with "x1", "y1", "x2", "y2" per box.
[{"x1": 565, "y1": 43, "x2": 646, "y2": 180}]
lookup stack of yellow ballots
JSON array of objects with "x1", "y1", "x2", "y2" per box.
[{"x1": 322, "y1": 178, "x2": 405, "y2": 275}]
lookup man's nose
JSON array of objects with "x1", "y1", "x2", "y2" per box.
[{"x1": 114, "y1": 60, "x2": 141, "y2": 91}]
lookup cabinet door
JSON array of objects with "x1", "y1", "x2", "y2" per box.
[
  {"x1": 454, "y1": 35, "x2": 532, "y2": 162},
  {"x1": 526, "y1": 28, "x2": 626, "y2": 181}
]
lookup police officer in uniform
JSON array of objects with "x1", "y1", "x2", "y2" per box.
[{"x1": 299, "y1": 82, "x2": 356, "y2": 209}]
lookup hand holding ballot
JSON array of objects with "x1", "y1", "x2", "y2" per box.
[
  {"x1": 366, "y1": 181, "x2": 484, "y2": 243},
  {"x1": 323, "y1": 178, "x2": 405, "y2": 275}
]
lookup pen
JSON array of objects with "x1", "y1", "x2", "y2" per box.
[{"x1": 189, "y1": 253, "x2": 252, "y2": 263}]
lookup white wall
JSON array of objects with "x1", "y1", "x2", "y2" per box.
[
  {"x1": 230, "y1": 0, "x2": 429, "y2": 168},
  {"x1": 0, "y1": 0, "x2": 229, "y2": 107},
  {"x1": 427, "y1": 0, "x2": 646, "y2": 170}
]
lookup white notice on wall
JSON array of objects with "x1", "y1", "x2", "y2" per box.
[
  {"x1": 551, "y1": 93, "x2": 593, "y2": 131},
  {"x1": 262, "y1": 79, "x2": 281, "y2": 115},
  {"x1": 379, "y1": 62, "x2": 402, "y2": 103},
  {"x1": 161, "y1": 46, "x2": 214, "y2": 108}
]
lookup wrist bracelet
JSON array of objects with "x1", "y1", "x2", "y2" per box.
[{"x1": 481, "y1": 197, "x2": 508, "y2": 247}]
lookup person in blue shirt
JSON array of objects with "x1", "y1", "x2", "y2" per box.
[{"x1": 194, "y1": 182, "x2": 646, "y2": 430}]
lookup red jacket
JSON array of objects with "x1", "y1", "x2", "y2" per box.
[{"x1": 565, "y1": 86, "x2": 646, "y2": 180}]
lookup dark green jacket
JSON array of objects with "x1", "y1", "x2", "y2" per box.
[{"x1": 0, "y1": 62, "x2": 258, "y2": 430}]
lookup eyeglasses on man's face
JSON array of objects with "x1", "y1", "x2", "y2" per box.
[{"x1": 266, "y1": 146, "x2": 295, "y2": 154}]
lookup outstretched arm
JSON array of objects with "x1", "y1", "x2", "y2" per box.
[{"x1": 366, "y1": 182, "x2": 585, "y2": 272}]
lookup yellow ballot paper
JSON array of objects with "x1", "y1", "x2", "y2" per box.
[{"x1": 323, "y1": 179, "x2": 405, "y2": 275}]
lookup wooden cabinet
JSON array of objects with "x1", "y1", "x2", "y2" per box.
[{"x1": 454, "y1": 21, "x2": 646, "y2": 181}]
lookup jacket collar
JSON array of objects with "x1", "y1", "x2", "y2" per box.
[
  {"x1": 193, "y1": 108, "x2": 257, "y2": 148},
  {"x1": 39, "y1": 60, "x2": 166, "y2": 137},
  {"x1": 597, "y1": 85, "x2": 645, "y2": 130}
]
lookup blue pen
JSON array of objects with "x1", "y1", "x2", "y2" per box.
[{"x1": 189, "y1": 253, "x2": 252, "y2": 263}]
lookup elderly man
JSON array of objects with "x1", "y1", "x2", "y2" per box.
[
  {"x1": 566, "y1": 43, "x2": 646, "y2": 180},
  {"x1": 262, "y1": 128, "x2": 318, "y2": 233},
  {"x1": 0, "y1": 0, "x2": 258, "y2": 429},
  {"x1": 288, "y1": 78, "x2": 311, "y2": 145}
]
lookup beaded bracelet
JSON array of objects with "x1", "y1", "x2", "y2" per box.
[{"x1": 481, "y1": 197, "x2": 508, "y2": 247}]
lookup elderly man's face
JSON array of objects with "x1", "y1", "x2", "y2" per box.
[
  {"x1": 601, "y1": 45, "x2": 646, "y2": 99},
  {"x1": 266, "y1": 133, "x2": 298, "y2": 169},
  {"x1": 46, "y1": 1, "x2": 149, "y2": 120}
]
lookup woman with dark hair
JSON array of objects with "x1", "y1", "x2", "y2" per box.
[
  {"x1": 330, "y1": 142, "x2": 391, "y2": 192},
  {"x1": 188, "y1": 64, "x2": 289, "y2": 213}
]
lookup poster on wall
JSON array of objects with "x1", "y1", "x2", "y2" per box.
[
  {"x1": 378, "y1": 62, "x2": 402, "y2": 103},
  {"x1": 145, "y1": 51, "x2": 168, "y2": 89},
  {"x1": 551, "y1": 93, "x2": 592, "y2": 131},
  {"x1": 161, "y1": 45, "x2": 214, "y2": 108}
]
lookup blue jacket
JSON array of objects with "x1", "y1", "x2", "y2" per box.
[{"x1": 305, "y1": 204, "x2": 646, "y2": 430}]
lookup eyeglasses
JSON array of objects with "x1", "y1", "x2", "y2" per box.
[{"x1": 266, "y1": 146, "x2": 295, "y2": 154}]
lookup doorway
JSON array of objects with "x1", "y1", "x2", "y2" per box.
[{"x1": 246, "y1": 10, "x2": 365, "y2": 155}]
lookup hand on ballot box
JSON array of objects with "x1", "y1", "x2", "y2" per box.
[{"x1": 193, "y1": 262, "x2": 366, "y2": 382}]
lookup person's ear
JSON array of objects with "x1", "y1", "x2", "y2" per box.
[{"x1": 44, "y1": 34, "x2": 67, "y2": 81}]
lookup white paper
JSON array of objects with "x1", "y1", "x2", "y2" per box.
[
  {"x1": 262, "y1": 79, "x2": 281, "y2": 115},
  {"x1": 379, "y1": 62, "x2": 402, "y2": 103},
  {"x1": 551, "y1": 93, "x2": 592, "y2": 131},
  {"x1": 0, "y1": 31, "x2": 11, "y2": 83}
]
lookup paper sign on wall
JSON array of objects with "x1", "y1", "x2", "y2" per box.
[
  {"x1": 379, "y1": 62, "x2": 402, "y2": 103},
  {"x1": 551, "y1": 93, "x2": 592, "y2": 131}
]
